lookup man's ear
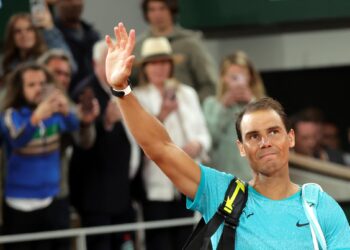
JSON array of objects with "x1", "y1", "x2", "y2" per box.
[
  {"x1": 288, "y1": 129, "x2": 295, "y2": 148},
  {"x1": 236, "y1": 140, "x2": 246, "y2": 157}
]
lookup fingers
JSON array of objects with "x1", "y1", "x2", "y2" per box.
[
  {"x1": 125, "y1": 29, "x2": 136, "y2": 55},
  {"x1": 105, "y1": 35, "x2": 114, "y2": 50},
  {"x1": 118, "y1": 22, "x2": 128, "y2": 48},
  {"x1": 109, "y1": 22, "x2": 135, "y2": 52}
]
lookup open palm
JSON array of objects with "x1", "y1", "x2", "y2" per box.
[{"x1": 105, "y1": 23, "x2": 136, "y2": 89}]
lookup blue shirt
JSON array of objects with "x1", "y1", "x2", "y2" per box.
[
  {"x1": 187, "y1": 165, "x2": 350, "y2": 250},
  {"x1": 1, "y1": 107, "x2": 79, "y2": 198}
]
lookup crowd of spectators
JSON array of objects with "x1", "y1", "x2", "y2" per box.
[{"x1": 0, "y1": 0, "x2": 349, "y2": 250}]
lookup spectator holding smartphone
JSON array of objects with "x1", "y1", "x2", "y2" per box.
[
  {"x1": 133, "y1": 37, "x2": 211, "y2": 250},
  {"x1": 36, "y1": 49, "x2": 99, "y2": 250},
  {"x1": 203, "y1": 51, "x2": 266, "y2": 181},
  {"x1": 0, "y1": 63, "x2": 79, "y2": 250},
  {"x1": 67, "y1": 40, "x2": 140, "y2": 250}
]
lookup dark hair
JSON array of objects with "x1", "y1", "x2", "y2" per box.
[
  {"x1": 1, "y1": 62, "x2": 55, "y2": 111},
  {"x1": 141, "y1": 0, "x2": 178, "y2": 23},
  {"x1": 235, "y1": 97, "x2": 290, "y2": 142},
  {"x1": 2, "y1": 13, "x2": 47, "y2": 76}
]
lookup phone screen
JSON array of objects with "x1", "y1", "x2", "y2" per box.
[{"x1": 30, "y1": 0, "x2": 46, "y2": 25}]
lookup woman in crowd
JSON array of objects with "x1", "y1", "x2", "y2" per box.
[
  {"x1": 1, "y1": 11, "x2": 73, "y2": 80},
  {"x1": 203, "y1": 51, "x2": 266, "y2": 181},
  {"x1": 134, "y1": 37, "x2": 211, "y2": 250}
]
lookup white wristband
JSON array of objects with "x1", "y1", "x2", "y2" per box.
[{"x1": 111, "y1": 85, "x2": 132, "y2": 98}]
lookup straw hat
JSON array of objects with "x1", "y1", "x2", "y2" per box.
[{"x1": 140, "y1": 37, "x2": 173, "y2": 63}]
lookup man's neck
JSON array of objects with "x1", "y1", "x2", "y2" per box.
[
  {"x1": 60, "y1": 18, "x2": 81, "y2": 29},
  {"x1": 151, "y1": 25, "x2": 174, "y2": 36},
  {"x1": 249, "y1": 170, "x2": 299, "y2": 200}
]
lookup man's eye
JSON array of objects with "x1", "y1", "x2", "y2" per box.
[{"x1": 249, "y1": 134, "x2": 259, "y2": 140}]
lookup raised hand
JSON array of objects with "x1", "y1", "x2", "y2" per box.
[
  {"x1": 54, "y1": 91, "x2": 70, "y2": 116},
  {"x1": 105, "y1": 22, "x2": 136, "y2": 89},
  {"x1": 32, "y1": 3, "x2": 54, "y2": 30},
  {"x1": 31, "y1": 91, "x2": 57, "y2": 125},
  {"x1": 157, "y1": 90, "x2": 178, "y2": 122},
  {"x1": 77, "y1": 99, "x2": 100, "y2": 125}
]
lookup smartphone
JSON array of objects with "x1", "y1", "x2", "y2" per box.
[
  {"x1": 30, "y1": 0, "x2": 46, "y2": 25},
  {"x1": 164, "y1": 79, "x2": 178, "y2": 101},
  {"x1": 79, "y1": 87, "x2": 95, "y2": 113},
  {"x1": 41, "y1": 84, "x2": 56, "y2": 100}
]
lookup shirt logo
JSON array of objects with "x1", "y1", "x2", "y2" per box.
[
  {"x1": 296, "y1": 220, "x2": 310, "y2": 227},
  {"x1": 246, "y1": 212, "x2": 254, "y2": 218}
]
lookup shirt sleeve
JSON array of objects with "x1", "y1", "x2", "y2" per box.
[
  {"x1": 3, "y1": 109, "x2": 37, "y2": 148},
  {"x1": 186, "y1": 164, "x2": 233, "y2": 222},
  {"x1": 41, "y1": 27, "x2": 78, "y2": 73},
  {"x1": 58, "y1": 111, "x2": 79, "y2": 133}
]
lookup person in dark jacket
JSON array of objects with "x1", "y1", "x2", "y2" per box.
[
  {"x1": 69, "y1": 40, "x2": 141, "y2": 250},
  {"x1": 54, "y1": 0, "x2": 100, "y2": 94}
]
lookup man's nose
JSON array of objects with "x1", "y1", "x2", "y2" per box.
[{"x1": 259, "y1": 136, "x2": 271, "y2": 148}]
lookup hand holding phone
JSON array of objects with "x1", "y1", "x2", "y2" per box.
[
  {"x1": 78, "y1": 87, "x2": 95, "y2": 114},
  {"x1": 30, "y1": 0, "x2": 53, "y2": 29},
  {"x1": 157, "y1": 79, "x2": 179, "y2": 122},
  {"x1": 164, "y1": 78, "x2": 178, "y2": 100}
]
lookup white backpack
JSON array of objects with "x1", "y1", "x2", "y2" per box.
[{"x1": 302, "y1": 183, "x2": 327, "y2": 250}]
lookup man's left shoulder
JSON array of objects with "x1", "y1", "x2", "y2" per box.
[{"x1": 172, "y1": 26, "x2": 203, "y2": 41}]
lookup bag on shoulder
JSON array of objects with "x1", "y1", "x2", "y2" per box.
[{"x1": 183, "y1": 177, "x2": 248, "y2": 250}]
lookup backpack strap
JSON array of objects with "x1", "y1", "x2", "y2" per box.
[
  {"x1": 217, "y1": 178, "x2": 248, "y2": 250},
  {"x1": 302, "y1": 183, "x2": 327, "y2": 250},
  {"x1": 183, "y1": 177, "x2": 248, "y2": 250}
]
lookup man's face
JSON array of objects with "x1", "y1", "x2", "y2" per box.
[
  {"x1": 46, "y1": 58, "x2": 71, "y2": 90},
  {"x1": 321, "y1": 123, "x2": 340, "y2": 150},
  {"x1": 237, "y1": 109, "x2": 295, "y2": 176},
  {"x1": 56, "y1": 0, "x2": 83, "y2": 22},
  {"x1": 22, "y1": 69, "x2": 47, "y2": 105},
  {"x1": 146, "y1": 1, "x2": 173, "y2": 31},
  {"x1": 294, "y1": 121, "x2": 320, "y2": 156}
]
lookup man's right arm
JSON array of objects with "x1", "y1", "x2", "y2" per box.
[
  {"x1": 105, "y1": 23, "x2": 201, "y2": 199},
  {"x1": 117, "y1": 92, "x2": 200, "y2": 199}
]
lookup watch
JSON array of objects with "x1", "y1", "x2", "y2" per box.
[{"x1": 110, "y1": 84, "x2": 132, "y2": 98}]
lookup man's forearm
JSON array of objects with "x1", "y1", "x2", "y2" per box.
[{"x1": 117, "y1": 93, "x2": 172, "y2": 158}]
